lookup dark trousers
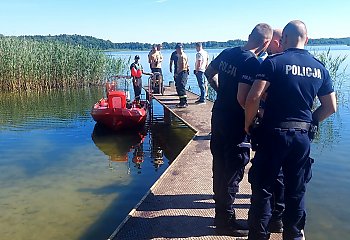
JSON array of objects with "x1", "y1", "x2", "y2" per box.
[
  {"x1": 271, "y1": 169, "x2": 285, "y2": 221},
  {"x1": 195, "y1": 71, "x2": 206, "y2": 101},
  {"x1": 175, "y1": 71, "x2": 188, "y2": 103},
  {"x1": 248, "y1": 128, "x2": 312, "y2": 240},
  {"x1": 210, "y1": 112, "x2": 250, "y2": 222},
  {"x1": 132, "y1": 77, "x2": 142, "y2": 101}
]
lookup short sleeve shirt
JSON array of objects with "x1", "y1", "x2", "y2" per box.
[
  {"x1": 210, "y1": 47, "x2": 260, "y2": 117},
  {"x1": 257, "y1": 48, "x2": 334, "y2": 126},
  {"x1": 176, "y1": 52, "x2": 189, "y2": 73},
  {"x1": 196, "y1": 49, "x2": 209, "y2": 72}
]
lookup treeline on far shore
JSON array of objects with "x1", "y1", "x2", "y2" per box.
[{"x1": 2, "y1": 34, "x2": 350, "y2": 51}]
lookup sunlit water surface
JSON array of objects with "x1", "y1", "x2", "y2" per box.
[{"x1": 0, "y1": 88, "x2": 194, "y2": 240}]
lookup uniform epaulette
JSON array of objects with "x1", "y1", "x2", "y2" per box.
[
  {"x1": 223, "y1": 47, "x2": 234, "y2": 53},
  {"x1": 312, "y1": 56, "x2": 326, "y2": 67},
  {"x1": 266, "y1": 52, "x2": 284, "y2": 59}
]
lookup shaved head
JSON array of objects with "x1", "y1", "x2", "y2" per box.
[
  {"x1": 246, "y1": 23, "x2": 273, "y2": 56},
  {"x1": 250, "y1": 23, "x2": 273, "y2": 45},
  {"x1": 267, "y1": 29, "x2": 283, "y2": 54},
  {"x1": 272, "y1": 29, "x2": 283, "y2": 41},
  {"x1": 282, "y1": 20, "x2": 308, "y2": 49}
]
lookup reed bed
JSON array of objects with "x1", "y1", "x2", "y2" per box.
[
  {"x1": 314, "y1": 48, "x2": 348, "y2": 90},
  {"x1": 0, "y1": 37, "x2": 127, "y2": 92}
]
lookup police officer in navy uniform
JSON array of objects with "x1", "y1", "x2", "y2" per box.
[
  {"x1": 205, "y1": 23, "x2": 273, "y2": 237},
  {"x1": 258, "y1": 28, "x2": 286, "y2": 233},
  {"x1": 245, "y1": 20, "x2": 337, "y2": 240}
]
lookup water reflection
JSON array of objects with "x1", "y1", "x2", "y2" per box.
[
  {"x1": 131, "y1": 142, "x2": 145, "y2": 173},
  {"x1": 91, "y1": 123, "x2": 168, "y2": 175},
  {"x1": 92, "y1": 124, "x2": 145, "y2": 169}
]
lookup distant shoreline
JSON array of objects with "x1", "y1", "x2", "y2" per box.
[
  {"x1": 103, "y1": 44, "x2": 350, "y2": 52},
  {"x1": 3, "y1": 34, "x2": 350, "y2": 51}
]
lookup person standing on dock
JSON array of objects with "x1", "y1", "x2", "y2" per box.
[
  {"x1": 256, "y1": 28, "x2": 286, "y2": 234},
  {"x1": 148, "y1": 44, "x2": 163, "y2": 75},
  {"x1": 175, "y1": 43, "x2": 189, "y2": 108},
  {"x1": 204, "y1": 23, "x2": 273, "y2": 237},
  {"x1": 130, "y1": 55, "x2": 152, "y2": 102},
  {"x1": 194, "y1": 42, "x2": 209, "y2": 104},
  {"x1": 245, "y1": 20, "x2": 337, "y2": 240},
  {"x1": 170, "y1": 46, "x2": 179, "y2": 81}
]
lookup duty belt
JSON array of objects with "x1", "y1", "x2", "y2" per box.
[{"x1": 277, "y1": 121, "x2": 311, "y2": 131}]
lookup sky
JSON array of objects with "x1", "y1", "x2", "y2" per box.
[{"x1": 0, "y1": 0, "x2": 349, "y2": 44}]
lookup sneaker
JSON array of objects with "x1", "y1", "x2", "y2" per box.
[
  {"x1": 215, "y1": 221, "x2": 249, "y2": 237},
  {"x1": 195, "y1": 100, "x2": 206, "y2": 104},
  {"x1": 176, "y1": 103, "x2": 188, "y2": 108},
  {"x1": 215, "y1": 226, "x2": 249, "y2": 237},
  {"x1": 268, "y1": 219, "x2": 283, "y2": 233},
  {"x1": 215, "y1": 218, "x2": 249, "y2": 237}
]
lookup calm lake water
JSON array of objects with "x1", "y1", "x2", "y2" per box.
[
  {"x1": 0, "y1": 46, "x2": 349, "y2": 240},
  {"x1": 0, "y1": 88, "x2": 194, "y2": 240}
]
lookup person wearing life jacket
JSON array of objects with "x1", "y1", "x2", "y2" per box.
[{"x1": 130, "y1": 55, "x2": 152, "y2": 102}]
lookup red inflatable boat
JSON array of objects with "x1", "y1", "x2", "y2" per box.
[{"x1": 91, "y1": 90, "x2": 148, "y2": 131}]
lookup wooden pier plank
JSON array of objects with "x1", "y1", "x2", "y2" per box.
[{"x1": 109, "y1": 87, "x2": 282, "y2": 240}]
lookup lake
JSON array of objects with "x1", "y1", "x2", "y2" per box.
[
  {"x1": 0, "y1": 88, "x2": 194, "y2": 240},
  {"x1": 0, "y1": 46, "x2": 349, "y2": 240}
]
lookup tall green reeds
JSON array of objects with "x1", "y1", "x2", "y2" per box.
[
  {"x1": 314, "y1": 48, "x2": 348, "y2": 90},
  {"x1": 0, "y1": 37, "x2": 127, "y2": 92}
]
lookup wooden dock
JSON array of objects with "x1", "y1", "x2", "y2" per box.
[{"x1": 108, "y1": 86, "x2": 282, "y2": 240}]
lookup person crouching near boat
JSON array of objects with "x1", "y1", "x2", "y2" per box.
[{"x1": 130, "y1": 55, "x2": 152, "y2": 103}]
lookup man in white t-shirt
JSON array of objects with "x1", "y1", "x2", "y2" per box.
[{"x1": 194, "y1": 42, "x2": 209, "y2": 104}]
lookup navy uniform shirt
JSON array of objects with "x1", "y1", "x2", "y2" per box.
[
  {"x1": 170, "y1": 51, "x2": 178, "y2": 74},
  {"x1": 211, "y1": 47, "x2": 260, "y2": 120},
  {"x1": 257, "y1": 48, "x2": 334, "y2": 126}
]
